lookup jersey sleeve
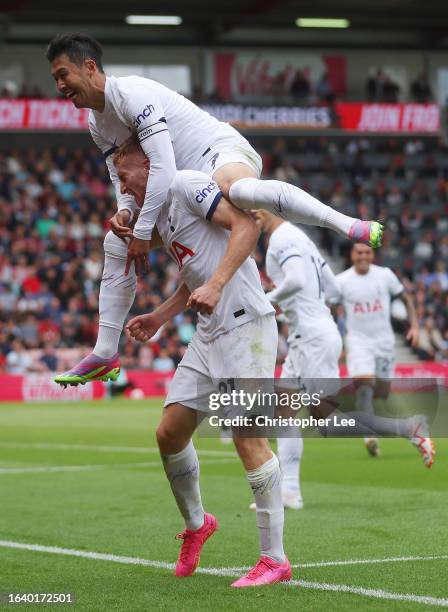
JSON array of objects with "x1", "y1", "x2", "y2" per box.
[
  {"x1": 171, "y1": 170, "x2": 223, "y2": 220},
  {"x1": 386, "y1": 268, "x2": 405, "y2": 297},
  {"x1": 269, "y1": 231, "x2": 304, "y2": 268},
  {"x1": 88, "y1": 115, "x2": 137, "y2": 215},
  {"x1": 119, "y1": 81, "x2": 177, "y2": 240}
]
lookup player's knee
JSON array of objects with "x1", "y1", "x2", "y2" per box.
[
  {"x1": 156, "y1": 421, "x2": 184, "y2": 451},
  {"x1": 103, "y1": 230, "x2": 127, "y2": 258},
  {"x1": 233, "y1": 435, "x2": 270, "y2": 467},
  {"x1": 228, "y1": 177, "x2": 260, "y2": 211}
]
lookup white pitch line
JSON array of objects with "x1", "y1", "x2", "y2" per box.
[
  {"x1": 0, "y1": 540, "x2": 447, "y2": 607},
  {"x1": 0, "y1": 442, "x2": 235, "y2": 457},
  {"x1": 289, "y1": 579, "x2": 448, "y2": 608},
  {"x1": 294, "y1": 555, "x2": 448, "y2": 569},
  {"x1": 0, "y1": 458, "x2": 238, "y2": 475}
]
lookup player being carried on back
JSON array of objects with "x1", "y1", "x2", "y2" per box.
[
  {"x1": 46, "y1": 32, "x2": 383, "y2": 386},
  {"x1": 111, "y1": 135, "x2": 290, "y2": 587}
]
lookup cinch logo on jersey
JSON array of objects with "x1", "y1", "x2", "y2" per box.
[
  {"x1": 353, "y1": 299, "x2": 383, "y2": 314},
  {"x1": 133, "y1": 104, "x2": 155, "y2": 127},
  {"x1": 169, "y1": 240, "x2": 195, "y2": 269},
  {"x1": 195, "y1": 182, "x2": 218, "y2": 203}
]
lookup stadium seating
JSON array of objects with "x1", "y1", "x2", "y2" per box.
[{"x1": 0, "y1": 137, "x2": 447, "y2": 373}]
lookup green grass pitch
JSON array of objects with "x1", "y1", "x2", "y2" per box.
[{"x1": 0, "y1": 399, "x2": 446, "y2": 611}]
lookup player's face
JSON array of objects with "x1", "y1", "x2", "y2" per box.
[
  {"x1": 116, "y1": 153, "x2": 149, "y2": 206},
  {"x1": 51, "y1": 54, "x2": 95, "y2": 108},
  {"x1": 351, "y1": 244, "x2": 374, "y2": 273}
]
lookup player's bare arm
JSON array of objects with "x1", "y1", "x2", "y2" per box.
[
  {"x1": 127, "y1": 283, "x2": 190, "y2": 343},
  {"x1": 187, "y1": 200, "x2": 260, "y2": 315},
  {"x1": 401, "y1": 291, "x2": 420, "y2": 347}
]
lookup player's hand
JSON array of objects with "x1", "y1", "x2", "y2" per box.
[
  {"x1": 187, "y1": 282, "x2": 222, "y2": 315},
  {"x1": 406, "y1": 325, "x2": 419, "y2": 347},
  {"x1": 125, "y1": 237, "x2": 151, "y2": 276},
  {"x1": 109, "y1": 210, "x2": 133, "y2": 241},
  {"x1": 126, "y1": 313, "x2": 161, "y2": 343}
]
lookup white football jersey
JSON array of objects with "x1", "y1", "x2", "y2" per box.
[
  {"x1": 336, "y1": 264, "x2": 404, "y2": 349},
  {"x1": 89, "y1": 75, "x2": 243, "y2": 240},
  {"x1": 266, "y1": 222, "x2": 338, "y2": 341},
  {"x1": 156, "y1": 170, "x2": 274, "y2": 341}
]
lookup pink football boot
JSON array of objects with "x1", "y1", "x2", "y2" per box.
[
  {"x1": 175, "y1": 513, "x2": 219, "y2": 577},
  {"x1": 231, "y1": 556, "x2": 292, "y2": 588}
]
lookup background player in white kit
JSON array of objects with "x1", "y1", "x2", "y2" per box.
[
  {"x1": 113, "y1": 136, "x2": 291, "y2": 587},
  {"x1": 253, "y1": 211, "x2": 342, "y2": 510},
  {"x1": 336, "y1": 243, "x2": 435, "y2": 467},
  {"x1": 45, "y1": 33, "x2": 383, "y2": 387}
]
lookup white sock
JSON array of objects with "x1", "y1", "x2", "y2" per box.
[
  {"x1": 355, "y1": 385, "x2": 375, "y2": 415},
  {"x1": 162, "y1": 440, "x2": 205, "y2": 531},
  {"x1": 229, "y1": 177, "x2": 356, "y2": 237},
  {"x1": 246, "y1": 454, "x2": 285, "y2": 563},
  {"x1": 93, "y1": 231, "x2": 137, "y2": 359},
  {"x1": 277, "y1": 436, "x2": 303, "y2": 500}
]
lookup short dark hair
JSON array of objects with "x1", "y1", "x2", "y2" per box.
[
  {"x1": 113, "y1": 134, "x2": 144, "y2": 166},
  {"x1": 46, "y1": 32, "x2": 104, "y2": 72}
]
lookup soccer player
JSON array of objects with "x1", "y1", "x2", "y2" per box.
[
  {"x1": 253, "y1": 211, "x2": 342, "y2": 509},
  {"x1": 116, "y1": 136, "x2": 291, "y2": 587},
  {"x1": 336, "y1": 243, "x2": 435, "y2": 467},
  {"x1": 47, "y1": 32, "x2": 383, "y2": 386}
]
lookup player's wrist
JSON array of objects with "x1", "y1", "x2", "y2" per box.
[{"x1": 132, "y1": 227, "x2": 152, "y2": 241}]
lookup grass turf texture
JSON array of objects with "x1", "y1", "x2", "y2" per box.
[{"x1": 0, "y1": 399, "x2": 446, "y2": 611}]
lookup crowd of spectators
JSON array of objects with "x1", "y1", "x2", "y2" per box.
[
  {"x1": 0, "y1": 68, "x2": 433, "y2": 107},
  {"x1": 0, "y1": 137, "x2": 447, "y2": 375},
  {"x1": 258, "y1": 134, "x2": 448, "y2": 361},
  {"x1": 365, "y1": 70, "x2": 433, "y2": 104}
]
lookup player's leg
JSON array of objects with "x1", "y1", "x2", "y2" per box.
[
  {"x1": 231, "y1": 435, "x2": 291, "y2": 587},
  {"x1": 276, "y1": 345, "x2": 304, "y2": 510},
  {"x1": 160, "y1": 336, "x2": 219, "y2": 577},
  {"x1": 156, "y1": 402, "x2": 205, "y2": 531},
  {"x1": 212, "y1": 161, "x2": 382, "y2": 248},
  {"x1": 210, "y1": 314, "x2": 290, "y2": 586},
  {"x1": 54, "y1": 231, "x2": 136, "y2": 386},
  {"x1": 375, "y1": 359, "x2": 435, "y2": 468}
]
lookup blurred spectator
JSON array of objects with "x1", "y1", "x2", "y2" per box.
[
  {"x1": 315, "y1": 71, "x2": 334, "y2": 104},
  {"x1": 410, "y1": 73, "x2": 432, "y2": 103},
  {"x1": 6, "y1": 340, "x2": 33, "y2": 374},
  {"x1": 383, "y1": 76, "x2": 400, "y2": 103},
  {"x1": 290, "y1": 69, "x2": 311, "y2": 103},
  {"x1": 152, "y1": 348, "x2": 176, "y2": 372},
  {"x1": 414, "y1": 317, "x2": 447, "y2": 360}
]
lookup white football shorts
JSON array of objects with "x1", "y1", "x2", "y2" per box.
[
  {"x1": 164, "y1": 314, "x2": 277, "y2": 412},
  {"x1": 281, "y1": 326, "x2": 342, "y2": 396},
  {"x1": 197, "y1": 132, "x2": 263, "y2": 178},
  {"x1": 346, "y1": 341, "x2": 395, "y2": 379}
]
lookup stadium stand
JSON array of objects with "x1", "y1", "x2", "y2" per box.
[{"x1": 1, "y1": 136, "x2": 447, "y2": 374}]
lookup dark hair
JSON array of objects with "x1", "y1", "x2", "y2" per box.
[{"x1": 46, "y1": 32, "x2": 104, "y2": 72}]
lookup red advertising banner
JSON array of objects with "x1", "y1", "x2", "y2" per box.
[
  {"x1": 0, "y1": 99, "x2": 441, "y2": 134},
  {"x1": 335, "y1": 102, "x2": 440, "y2": 133},
  {"x1": 0, "y1": 99, "x2": 89, "y2": 130},
  {"x1": 0, "y1": 363, "x2": 446, "y2": 402}
]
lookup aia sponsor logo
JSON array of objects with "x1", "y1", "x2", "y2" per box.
[
  {"x1": 195, "y1": 182, "x2": 217, "y2": 203},
  {"x1": 169, "y1": 241, "x2": 195, "y2": 269},
  {"x1": 133, "y1": 104, "x2": 155, "y2": 127},
  {"x1": 353, "y1": 299, "x2": 383, "y2": 314}
]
